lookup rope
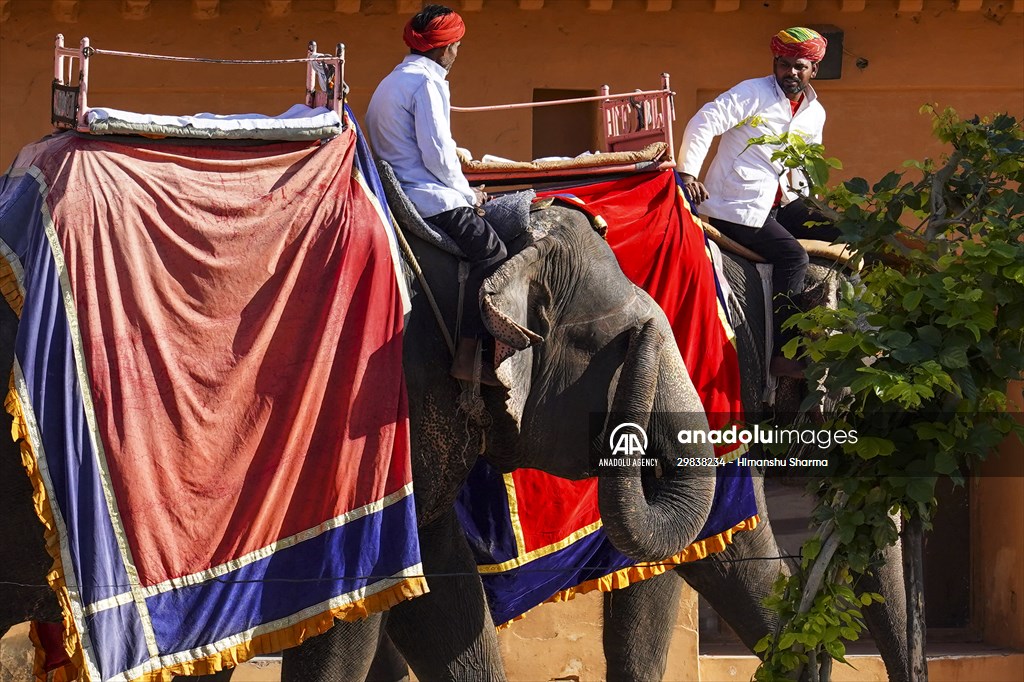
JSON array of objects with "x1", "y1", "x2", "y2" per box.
[
  {"x1": 83, "y1": 47, "x2": 333, "y2": 65},
  {"x1": 390, "y1": 213, "x2": 455, "y2": 358},
  {"x1": 0, "y1": 555, "x2": 801, "y2": 589}
]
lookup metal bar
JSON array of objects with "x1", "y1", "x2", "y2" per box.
[
  {"x1": 334, "y1": 43, "x2": 345, "y2": 122},
  {"x1": 85, "y1": 47, "x2": 327, "y2": 65},
  {"x1": 54, "y1": 34, "x2": 65, "y2": 83},
  {"x1": 78, "y1": 36, "x2": 90, "y2": 130},
  {"x1": 464, "y1": 160, "x2": 674, "y2": 186},
  {"x1": 451, "y1": 88, "x2": 672, "y2": 113}
]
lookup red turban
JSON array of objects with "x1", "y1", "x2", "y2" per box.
[
  {"x1": 770, "y1": 27, "x2": 828, "y2": 62},
  {"x1": 403, "y1": 12, "x2": 466, "y2": 52}
]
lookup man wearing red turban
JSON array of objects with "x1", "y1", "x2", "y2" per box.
[
  {"x1": 676, "y1": 27, "x2": 839, "y2": 379},
  {"x1": 367, "y1": 4, "x2": 505, "y2": 386}
]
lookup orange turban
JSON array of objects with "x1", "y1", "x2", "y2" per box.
[
  {"x1": 403, "y1": 11, "x2": 466, "y2": 51},
  {"x1": 770, "y1": 27, "x2": 828, "y2": 62}
]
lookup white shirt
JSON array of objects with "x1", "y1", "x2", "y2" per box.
[
  {"x1": 365, "y1": 55, "x2": 476, "y2": 218},
  {"x1": 677, "y1": 76, "x2": 825, "y2": 228}
]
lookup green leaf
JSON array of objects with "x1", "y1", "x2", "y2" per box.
[
  {"x1": 844, "y1": 177, "x2": 870, "y2": 195},
  {"x1": 824, "y1": 334, "x2": 861, "y2": 353},
  {"x1": 934, "y1": 450, "x2": 959, "y2": 475},
  {"x1": 850, "y1": 436, "x2": 896, "y2": 460},
  {"x1": 906, "y1": 477, "x2": 937, "y2": 504},
  {"x1": 873, "y1": 171, "x2": 902, "y2": 193},
  {"x1": 825, "y1": 639, "x2": 848, "y2": 663},
  {"x1": 903, "y1": 290, "x2": 924, "y2": 311},
  {"x1": 938, "y1": 346, "x2": 970, "y2": 369},
  {"x1": 880, "y1": 330, "x2": 913, "y2": 349},
  {"x1": 804, "y1": 536, "x2": 822, "y2": 562},
  {"x1": 918, "y1": 325, "x2": 943, "y2": 347}
]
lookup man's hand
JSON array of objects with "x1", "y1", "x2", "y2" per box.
[
  {"x1": 680, "y1": 173, "x2": 709, "y2": 206},
  {"x1": 472, "y1": 185, "x2": 490, "y2": 207}
]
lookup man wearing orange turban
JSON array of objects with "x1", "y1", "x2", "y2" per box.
[
  {"x1": 367, "y1": 4, "x2": 505, "y2": 386},
  {"x1": 676, "y1": 27, "x2": 840, "y2": 379}
]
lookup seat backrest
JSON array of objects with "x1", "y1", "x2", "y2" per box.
[{"x1": 374, "y1": 159, "x2": 465, "y2": 257}]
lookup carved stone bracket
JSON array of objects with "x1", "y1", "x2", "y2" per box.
[
  {"x1": 334, "y1": 0, "x2": 360, "y2": 13},
  {"x1": 461, "y1": 0, "x2": 484, "y2": 10},
  {"x1": 955, "y1": 0, "x2": 983, "y2": 10},
  {"x1": 780, "y1": 0, "x2": 808, "y2": 12},
  {"x1": 0, "y1": 0, "x2": 10, "y2": 22},
  {"x1": 193, "y1": 0, "x2": 220, "y2": 19},
  {"x1": 264, "y1": 0, "x2": 291, "y2": 16},
  {"x1": 840, "y1": 0, "x2": 866, "y2": 11},
  {"x1": 588, "y1": 0, "x2": 613, "y2": 10},
  {"x1": 713, "y1": 0, "x2": 740, "y2": 12},
  {"x1": 121, "y1": 0, "x2": 150, "y2": 20},
  {"x1": 396, "y1": 0, "x2": 421, "y2": 13},
  {"x1": 52, "y1": 0, "x2": 79, "y2": 23},
  {"x1": 646, "y1": 0, "x2": 672, "y2": 10},
  {"x1": 518, "y1": 0, "x2": 544, "y2": 9},
  {"x1": 897, "y1": 0, "x2": 924, "y2": 12}
]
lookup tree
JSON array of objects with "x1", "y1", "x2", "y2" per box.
[{"x1": 752, "y1": 107, "x2": 1024, "y2": 681}]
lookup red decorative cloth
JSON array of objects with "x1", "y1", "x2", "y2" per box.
[
  {"x1": 403, "y1": 12, "x2": 466, "y2": 51},
  {"x1": 770, "y1": 27, "x2": 827, "y2": 62}
]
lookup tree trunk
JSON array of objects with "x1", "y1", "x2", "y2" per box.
[{"x1": 902, "y1": 510, "x2": 928, "y2": 681}]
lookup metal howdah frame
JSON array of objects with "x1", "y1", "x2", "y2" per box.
[{"x1": 50, "y1": 34, "x2": 347, "y2": 132}]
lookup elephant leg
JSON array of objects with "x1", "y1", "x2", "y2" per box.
[
  {"x1": 603, "y1": 569, "x2": 684, "y2": 682},
  {"x1": 385, "y1": 508, "x2": 506, "y2": 681},
  {"x1": 675, "y1": 503, "x2": 790, "y2": 653},
  {"x1": 367, "y1": 628, "x2": 410, "y2": 682},
  {"x1": 860, "y1": 539, "x2": 910, "y2": 682},
  {"x1": 278, "y1": 613, "x2": 383, "y2": 682}
]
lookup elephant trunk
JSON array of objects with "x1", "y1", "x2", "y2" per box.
[{"x1": 598, "y1": 321, "x2": 716, "y2": 563}]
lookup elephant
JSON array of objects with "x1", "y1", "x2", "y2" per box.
[
  {"x1": 0, "y1": 181, "x2": 909, "y2": 681},
  {"x1": 600, "y1": 248, "x2": 910, "y2": 682}
]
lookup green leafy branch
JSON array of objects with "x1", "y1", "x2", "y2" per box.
[{"x1": 754, "y1": 107, "x2": 1024, "y2": 681}]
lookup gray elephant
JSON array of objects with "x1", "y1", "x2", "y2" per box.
[{"x1": 601, "y1": 250, "x2": 910, "y2": 682}]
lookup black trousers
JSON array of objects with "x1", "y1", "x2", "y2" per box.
[
  {"x1": 709, "y1": 199, "x2": 840, "y2": 351},
  {"x1": 427, "y1": 207, "x2": 507, "y2": 339}
]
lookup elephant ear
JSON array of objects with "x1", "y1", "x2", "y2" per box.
[
  {"x1": 480, "y1": 242, "x2": 545, "y2": 422},
  {"x1": 481, "y1": 243, "x2": 545, "y2": 367}
]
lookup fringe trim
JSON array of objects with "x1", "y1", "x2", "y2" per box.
[
  {"x1": 496, "y1": 515, "x2": 761, "y2": 629},
  {"x1": 0, "y1": 253, "x2": 24, "y2": 317},
  {"x1": 8, "y1": 378, "x2": 82, "y2": 682},
  {"x1": 126, "y1": 576, "x2": 427, "y2": 682},
  {"x1": 7, "y1": 375, "x2": 426, "y2": 681}
]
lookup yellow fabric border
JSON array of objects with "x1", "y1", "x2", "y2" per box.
[
  {"x1": 0, "y1": 253, "x2": 24, "y2": 317},
  {"x1": 7, "y1": 376, "x2": 427, "y2": 682},
  {"x1": 126, "y1": 576, "x2": 427, "y2": 682},
  {"x1": 8, "y1": 378, "x2": 83, "y2": 682},
  {"x1": 496, "y1": 514, "x2": 761, "y2": 629}
]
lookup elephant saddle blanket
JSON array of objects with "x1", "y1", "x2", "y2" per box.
[
  {"x1": 0, "y1": 127, "x2": 423, "y2": 681},
  {"x1": 458, "y1": 170, "x2": 757, "y2": 626}
]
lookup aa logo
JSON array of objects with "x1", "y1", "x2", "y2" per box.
[{"x1": 608, "y1": 422, "x2": 648, "y2": 457}]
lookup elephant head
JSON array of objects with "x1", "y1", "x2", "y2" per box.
[{"x1": 476, "y1": 205, "x2": 717, "y2": 562}]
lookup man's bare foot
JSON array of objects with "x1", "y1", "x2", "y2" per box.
[
  {"x1": 451, "y1": 337, "x2": 501, "y2": 386},
  {"x1": 770, "y1": 355, "x2": 806, "y2": 379}
]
